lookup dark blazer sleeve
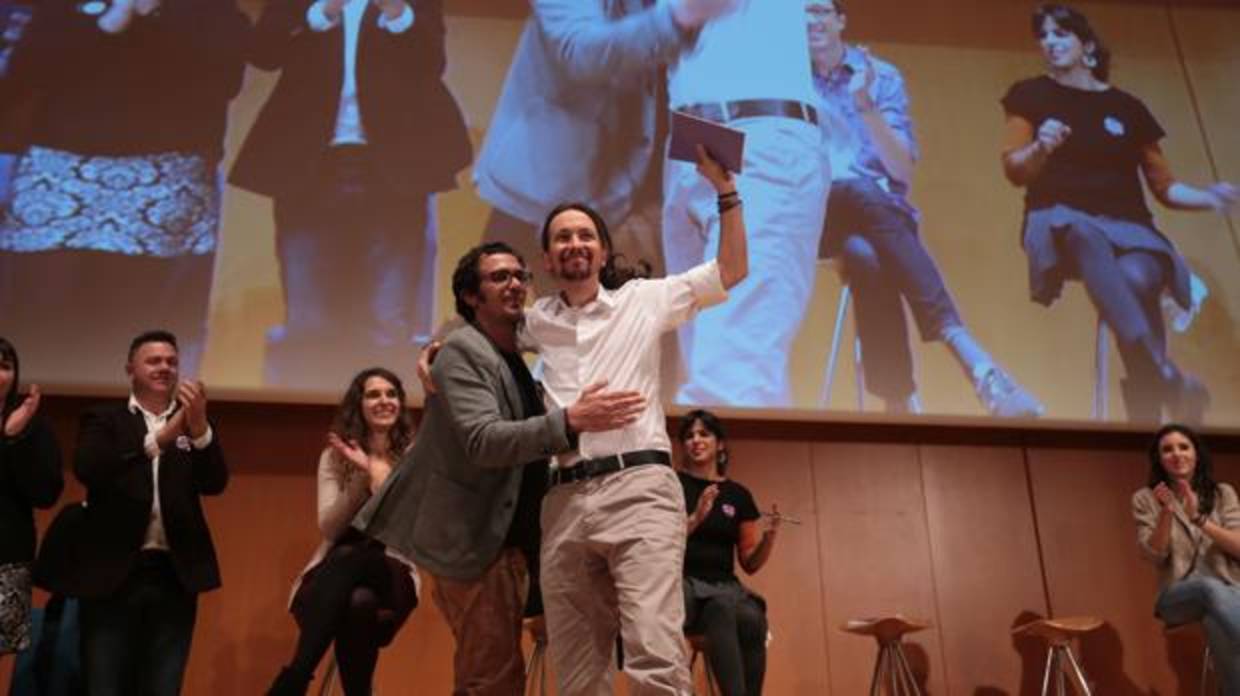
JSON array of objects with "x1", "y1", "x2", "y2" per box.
[
  {"x1": 150, "y1": 0, "x2": 251, "y2": 104},
  {"x1": 433, "y1": 337, "x2": 571, "y2": 470},
  {"x1": 185, "y1": 426, "x2": 228, "y2": 496},
  {"x1": 249, "y1": 0, "x2": 310, "y2": 71},
  {"x1": 1, "y1": 416, "x2": 64, "y2": 509},
  {"x1": 402, "y1": 0, "x2": 446, "y2": 78},
  {"x1": 73, "y1": 406, "x2": 154, "y2": 502}
]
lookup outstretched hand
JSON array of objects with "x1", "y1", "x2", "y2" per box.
[
  {"x1": 3, "y1": 384, "x2": 40, "y2": 437},
  {"x1": 1175, "y1": 479, "x2": 1200, "y2": 520},
  {"x1": 690, "y1": 483, "x2": 720, "y2": 528},
  {"x1": 1152, "y1": 482, "x2": 1176, "y2": 509},
  {"x1": 1035, "y1": 118, "x2": 1071, "y2": 155},
  {"x1": 566, "y1": 380, "x2": 645, "y2": 433},
  {"x1": 328, "y1": 432, "x2": 370, "y2": 472},
  {"x1": 417, "y1": 341, "x2": 443, "y2": 396},
  {"x1": 1207, "y1": 182, "x2": 1239, "y2": 214},
  {"x1": 695, "y1": 145, "x2": 735, "y2": 194}
]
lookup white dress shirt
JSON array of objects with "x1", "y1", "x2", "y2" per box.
[
  {"x1": 522, "y1": 261, "x2": 727, "y2": 466},
  {"x1": 130, "y1": 395, "x2": 214, "y2": 551},
  {"x1": 306, "y1": 0, "x2": 415, "y2": 145},
  {"x1": 666, "y1": 0, "x2": 816, "y2": 108}
]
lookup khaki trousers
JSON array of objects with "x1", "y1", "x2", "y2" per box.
[
  {"x1": 541, "y1": 464, "x2": 691, "y2": 695},
  {"x1": 430, "y1": 547, "x2": 529, "y2": 696}
]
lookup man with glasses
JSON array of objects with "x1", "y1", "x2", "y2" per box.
[
  {"x1": 354, "y1": 242, "x2": 644, "y2": 694},
  {"x1": 806, "y1": 0, "x2": 1043, "y2": 416}
]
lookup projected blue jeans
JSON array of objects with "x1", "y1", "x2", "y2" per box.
[
  {"x1": 663, "y1": 116, "x2": 827, "y2": 408},
  {"x1": 1156, "y1": 575, "x2": 1240, "y2": 692},
  {"x1": 821, "y1": 177, "x2": 963, "y2": 402},
  {"x1": 267, "y1": 146, "x2": 435, "y2": 390}
]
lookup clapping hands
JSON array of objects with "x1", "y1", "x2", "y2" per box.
[{"x1": 2, "y1": 384, "x2": 41, "y2": 437}]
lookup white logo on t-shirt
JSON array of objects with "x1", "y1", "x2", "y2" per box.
[{"x1": 1104, "y1": 116, "x2": 1126, "y2": 136}]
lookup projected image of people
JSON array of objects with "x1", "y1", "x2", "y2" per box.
[
  {"x1": 807, "y1": 0, "x2": 1043, "y2": 417},
  {"x1": 1001, "y1": 4, "x2": 1238, "y2": 423},
  {"x1": 0, "y1": 0, "x2": 250, "y2": 382},
  {"x1": 473, "y1": 0, "x2": 733, "y2": 293},
  {"x1": 230, "y1": 0, "x2": 471, "y2": 390},
  {"x1": 663, "y1": 0, "x2": 828, "y2": 408}
]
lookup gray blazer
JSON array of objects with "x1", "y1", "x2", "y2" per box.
[
  {"x1": 473, "y1": 0, "x2": 699, "y2": 225},
  {"x1": 352, "y1": 323, "x2": 571, "y2": 580}
]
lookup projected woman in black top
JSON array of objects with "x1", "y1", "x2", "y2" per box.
[
  {"x1": 1000, "y1": 3, "x2": 1237, "y2": 423},
  {"x1": 677, "y1": 410, "x2": 779, "y2": 696}
]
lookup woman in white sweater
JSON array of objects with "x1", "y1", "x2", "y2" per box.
[{"x1": 269, "y1": 367, "x2": 418, "y2": 696}]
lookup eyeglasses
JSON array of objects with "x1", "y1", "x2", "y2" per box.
[
  {"x1": 484, "y1": 269, "x2": 533, "y2": 285},
  {"x1": 805, "y1": 5, "x2": 839, "y2": 21}
]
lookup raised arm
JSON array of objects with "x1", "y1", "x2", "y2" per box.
[
  {"x1": 855, "y1": 52, "x2": 916, "y2": 187},
  {"x1": 533, "y1": 0, "x2": 710, "y2": 86},
  {"x1": 1001, "y1": 114, "x2": 1068, "y2": 187},
  {"x1": 695, "y1": 147, "x2": 747, "y2": 289},
  {"x1": 1133, "y1": 486, "x2": 1174, "y2": 564}
]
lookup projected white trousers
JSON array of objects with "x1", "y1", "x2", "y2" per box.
[{"x1": 662, "y1": 117, "x2": 828, "y2": 408}]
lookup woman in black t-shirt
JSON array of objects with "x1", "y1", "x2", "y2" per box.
[
  {"x1": 677, "y1": 409, "x2": 779, "y2": 696},
  {"x1": 1000, "y1": 3, "x2": 1237, "y2": 423}
]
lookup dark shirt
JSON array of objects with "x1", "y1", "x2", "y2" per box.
[
  {"x1": 679, "y1": 471, "x2": 759, "y2": 583},
  {"x1": 499, "y1": 350, "x2": 548, "y2": 556},
  {"x1": 1002, "y1": 75, "x2": 1164, "y2": 224},
  {"x1": 0, "y1": 415, "x2": 63, "y2": 565},
  {"x1": 2, "y1": 0, "x2": 249, "y2": 159}
]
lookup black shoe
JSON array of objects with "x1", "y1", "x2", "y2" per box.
[{"x1": 267, "y1": 667, "x2": 312, "y2": 696}]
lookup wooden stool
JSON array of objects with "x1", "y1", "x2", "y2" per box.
[
  {"x1": 841, "y1": 615, "x2": 930, "y2": 696},
  {"x1": 1012, "y1": 616, "x2": 1103, "y2": 695},
  {"x1": 525, "y1": 616, "x2": 550, "y2": 696},
  {"x1": 686, "y1": 634, "x2": 720, "y2": 696},
  {"x1": 1165, "y1": 622, "x2": 1218, "y2": 696}
]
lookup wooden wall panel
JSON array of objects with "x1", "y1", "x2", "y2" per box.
[
  {"x1": 921, "y1": 446, "x2": 1049, "y2": 695},
  {"x1": 1027, "y1": 448, "x2": 1177, "y2": 694},
  {"x1": 812, "y1": 443, "x2": 947, "y2": 695},
  {"x1": 726, "y1": 439, "x2": 831, "y2": 695}
]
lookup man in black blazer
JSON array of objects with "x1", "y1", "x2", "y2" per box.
[
  {"x1": 229, "y1": 0, "x2": 471, "y2": 392},
  {"x1": 73, "y1": 329, "x2": 227, "y2": 696}
]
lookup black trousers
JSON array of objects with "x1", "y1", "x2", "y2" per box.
[
  {"x1": 267, "y1": 146, "x2": 434, "y2": 392},
  {"x1": 287, "y1": 531, "x2": 416, "y2": 696},
  {"x1": 684, "y1": 577, "x2": 768, "y2": 696},
  {"x1": 79, "y1": 551, "x2": 197, "y2": 696}
]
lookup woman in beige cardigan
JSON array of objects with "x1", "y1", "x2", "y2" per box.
[
  {"x1": 269, "y1": 367, "x2": 419, "y2": 696},
  {"x1": 1133, "y1": 423, "x2": 1240, "y2": 691}
]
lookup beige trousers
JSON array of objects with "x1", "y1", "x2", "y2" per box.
[{"x1": 541, "y1": 464, "x2": 691, "y2": 695}]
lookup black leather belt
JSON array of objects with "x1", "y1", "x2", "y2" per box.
[
  {"x1": 680, "y1": 99, "x2": 819, "y2": 126},
  {"x1": 549, "y1": 449, "x2": 671, "y2": 487}
]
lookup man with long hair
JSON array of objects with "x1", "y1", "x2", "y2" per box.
[{"x1": 525, "y1": 150, "x2": 746, "y2": 694}]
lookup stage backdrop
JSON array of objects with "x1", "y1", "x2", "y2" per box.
[{"x1": 1, "y1": 0, "x2": 1238, "y2": 427}]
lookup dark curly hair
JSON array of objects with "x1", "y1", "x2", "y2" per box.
[
  {"x1": 678, "y1": 409, "x2": 730, "y2": 476},
  {"x1": 0, "y1": 336, "x2": 20, "y2": 419},
  {"x1": 331, "y1": 367, "x2": 414, "y2": 458},
  {"x1": 539, "y1": 202, "x2": 651, "y2": 291},
  {"x1": 1147, "y1": 423, "x2": 1216, "y2": 517},
  {"x1": 1032, "y1": 4, "x2": 1111, "y2": 82},
  {"x1": 452, "y1": 241, "x2": 525, "y2": 323}
]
